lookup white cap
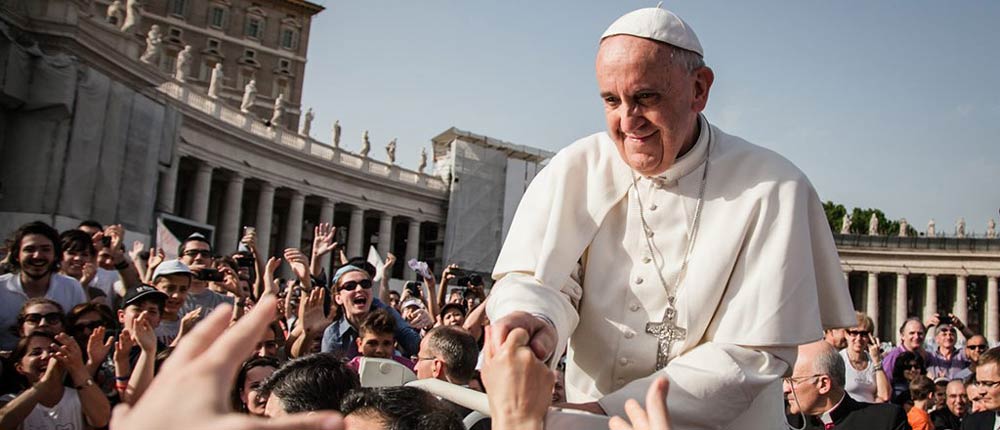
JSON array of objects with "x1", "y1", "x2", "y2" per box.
[
  {"x1": 152, "y1": 259, "x2": 192, "y2": 280},
  {"x1": 601, "y1": 6, "x2": 703, "y2": 56}
]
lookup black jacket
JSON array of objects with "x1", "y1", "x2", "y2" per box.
[
  {"x1": 961, "y1": 411, "x2": 996, "y2": 430},
  {"x1": 786, "y1": 394, "x2": 911, "y2": 430}
]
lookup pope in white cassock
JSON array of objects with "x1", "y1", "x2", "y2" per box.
[{"x1": 485, "y1": 6, "x2": 857, "y2": 429}]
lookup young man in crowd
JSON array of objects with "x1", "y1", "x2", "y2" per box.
[
  {"x1": 346, "y1": 309, "x2": 414, "y2": 372},
  {"x1": 149, "y1": 260, "x2": 193, "y2": 346},
  {"x1": 0, "y1": 222, "x2": 87, "y2": 350},
  {"x1": 962, "y1": 347, "x2": 1000, "y2": 429},
  {"x1": 177, "y1": 234, "x2": 233, "y2": 315},
  {"x1": 956, "y1": 335, "x2": 989, "y2": 381},
  {"x1": 115, "y1": 285, "x2": 167, "y2": 404},
  {"x1": 77, "y1": 220, "x2": 142, "y2": 298}
]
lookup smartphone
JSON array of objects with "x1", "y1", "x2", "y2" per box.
[
  {"x1": 101, "y1": 236, "x2": 112, "y2": 247},
  {"x1": 195, "y1": 268, "x2": 225, "y2": 282},
  {"x1": 236, "y1": 257, "x2": 255, "y2": 268},
  {"x1": 244, "y1": 226, "x2": 256, "y2": 236},
  {"x1": 334, "y1": 228, "x2": 347, "y2": 245}
]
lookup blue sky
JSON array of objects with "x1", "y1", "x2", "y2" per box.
[{"x1": 300, "y1": 1, "x2": 1000, "y2": 236}]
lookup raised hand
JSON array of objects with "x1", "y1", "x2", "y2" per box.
[
  {"x1": 178, "y1": 307, "x2": 204, "y2": 340},
  {"x1": 105, "y1": 224, "x2": 125, "y2": 255},
  {"x1": 240, "y1": 228, "x2": 258, "y2": 252},
  {"x1": 405, "y1": 308, "x2": 434, "y2": 331},
  {"x1": 108, "y1": 297, "x2": 343, "y2": 430},
  {"x1": 87, "y1": 326, "x2": 114, "y2": 367},
  {"x1": 298, "y1": 287, "x2": 333, "y2": 335},
  {"x1": 283, "y1": 248, "x2": 312, "y2": 289},
  {"x1": 312, "y1": 223, "x2": 338, "y2": 258},
  {"x1": 52, "y1": 332, "x2": 88, "y2": 375},
  {"x1": 382, "y1": 252, "x2": 396, "y2": 273},
  {"x1": 147, "y1": 248, "x2": 165, "y2": 278},
  {"x1": 216, "y1": 265, "x2": 243, "y2": 297},
  {"x1": 609, "y1": 377, "x2": 673, "y2": 430},
  {"x1": 130, "y1": 241, "x2": 146, "y2": 262},
  {"x1": 81, "y1": 261, "x2": 98, "y2": 287},
  {"x1": 133, "y1": 312, "x2": 157, "y2": 353}
]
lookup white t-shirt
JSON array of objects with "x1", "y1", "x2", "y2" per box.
[
  {"x1": 0, "y1": 273, "x2": 87, "y2": 350},
  {"x1": 0, "y1": 388, "x2": 84, "y2": 430},
  {"x1": 89, "y1": 268, "x2": 119, "y2": 298},
  {"x1": 156, "y1": 318, "x2": 181, "y2": 346},
  {"x1": 841, "y1": 348, "x2": 878, "y2": 403}
]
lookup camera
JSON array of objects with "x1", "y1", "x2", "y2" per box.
[
  {"x1": 101, "y1": 236, "x2": 112, "y2": 247},
  {"x1": 195, "y1": 268, "x2": 225, "y2": 282},
  {"x1": 404, "y1": 281, "x2": 422, "y2": 297}
]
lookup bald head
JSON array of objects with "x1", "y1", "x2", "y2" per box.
[
  {"x1": 946, "y1": 379, "x2": 970, "y2": 417},
  {"x1": 784, "y1": 341, "x2": 846, "y2": 416}
]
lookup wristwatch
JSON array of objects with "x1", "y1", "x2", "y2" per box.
[
  {"x1": 75, "y1": 378, "x2": 95, "y2": 389},
  {"x1": 873, "y1": 364, "x2": 883, "y2": 371}
]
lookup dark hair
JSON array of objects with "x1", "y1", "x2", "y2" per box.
[
  {"x1": 340, "y1": 386, "x2": 464, "y2": 430},
  {"x1": 67, "y1": 302, "x2": 116, "y2": 333},
  {"x1": 16, "y1": 298, "x2": 66, "y2": 336},
  {"x1": 892, "y1": 351, "x2": 926, "y2": 382},
  {"x1": 346, "y1": 257, "x2": 377, "y2": 279},
  {"x1": 440, "y1": 303, "x2": 467, "y2": 318},
  {"x1": 259, "y1": 352, "x2": 359, "y2": 413},
  {"x1": 59, "y1": 229, "x2": 96, "y2": 256},
  {"x1": 359, "y1": 308, "x2": 396, "y2": 338},
  {"x1": 910, "y1": 375, "x2": 936, "y2": 400},
  {"x1": 177, "y1": 233, "x2": 212, "y2": 257},
  {"x1": 10, "y1": 332, "x2": 57, "y2": 364},
  {"x1": 78, "y1": 220, "x2": 104, "y2": 231},
  {"x1": 232, "y1": 356, "x2": 281, "y2": 412},
  {"x1": 425, "y1": 326, "x2": 479, "y2": 384},
  {"x1": 9, "y1": 221, "x2": 61, "y2": 272},
  {"x1": 898, "y1": 317, "x2": 924, "y2": 335}
]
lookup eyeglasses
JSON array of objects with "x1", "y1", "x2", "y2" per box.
[
  {"x1": 73, "y1": 321, "x2": 105, "y2": 331},
  {"x1": 182, "y1": 249, "x2": 212, "y2": 258},
  {"x1": 846, "y1": 330, "x2": 870, "y2": 336},
  {"x1": 904, "y1": 362, "x2": 923, "y2": 370},
  {"x1": 968, "y1": 345, "x2": 988, "y2": 351},
  {"x1": 415, "y1": 355, "x2": 438, "y2": 362},
  {"x1": 974, "y1": 379, "x2": 1000, "y2": 389},
  {"x1": 339, "y1": 279, "x2": 373, "y2": 292},
  {"x1": 24, "y1": 312, "x2": 63, "y2": 324},
  {"x1": 783, "y1": 374, "x2": 824, "y2": 385}
]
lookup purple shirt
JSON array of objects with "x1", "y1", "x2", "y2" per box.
[
  {"x1": 925, "y1": 347, "x2": 970, "y2": 380},
  {"x1": 882, "y1": 345, "x2": 928, "y2": 384}
]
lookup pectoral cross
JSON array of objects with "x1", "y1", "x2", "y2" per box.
[{"x1": 645, "y1": 304, "x2": 686, "y2": 370}]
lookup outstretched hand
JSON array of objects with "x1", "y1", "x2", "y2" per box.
[
  {"x1": 608, "y1": 377, "x2": 672, "y2": 430},
  {"x1": 490, "y1": 311, "x2": 557, "y2": 362},
  {"x1": 109, "y1": 296, "x2": 344, "y2": 430},
  {"x1": 481, "y1": 326, "x2": 554, "y2": 430}
]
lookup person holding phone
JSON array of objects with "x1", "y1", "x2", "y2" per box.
[{"x1": 177, "y1": 234, "x2": 234, "y2": 317}]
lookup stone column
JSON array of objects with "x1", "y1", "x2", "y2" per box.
[
  {"x1": 866, "y1": 272, "x2": 879, "y2": 336},
  {"x1": 404, "y1": 219, "x2": 421, "y2": 281},
  {"x1": 924, "y1": 274, "x2": 937, "y2": 324},
  {"x1": 318, "y1": 199, "x2": 335, "y2": 277},
  {"x1": 347, "y1": 206, "x2": 364, "y2": 258},
  {"x1": 284, "y1": 191, "x2": 305, "y2": 251},
  {"x1": 216, "y1": 172, "x2": 245, "y2": 255},
  {"x1": 988, "y1": 276, "x2": 999, "y2": 344},
  {"x1": 954, "y1": 275, "x2": 968, "y2": 326},
  {"x1": 188, "y1": 161, "x2": 213, "y2": 223},
  {"x1": 895, "y1": 273, "x2": 908, "y2": 345},
  {"x1": 156, "y1": 154, "x2": 180, "y2": 214},
  {"x1": 254, "y1": 183, "x2": 275, "y2": 261},
  {"x1": 377, "y1": 213, "x2": 393, "y2": 258}
]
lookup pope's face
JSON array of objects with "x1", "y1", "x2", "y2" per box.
[{"x1": 596, "y1": 35, "x2": 713, "y2": 177}]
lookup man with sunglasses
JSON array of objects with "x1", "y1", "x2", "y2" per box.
[
  {"x1": 960, "y1": 347, "x2": 1000, "y2": 429},
  {"x1": 956, "y1": 335, "x2": 990, "y2": 382},
  {"x1": 784, "y1": 341, "x2": 908, "y2": 430},
  {"x1": 177, "y1": 233, "x2": 233, "y2": 317},
  {"x1": 319, "y1": 265, "x2": 421, "y2": 359}
]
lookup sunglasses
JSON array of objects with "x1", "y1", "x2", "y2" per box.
[
  {"x1": 24, "y1": 312, "x2": 63, "y2": 324},
  {"x1": 904, "y1": 363, "x2": 922, "y2": 370},
  {"x1": 74, "y1": 321, "x2": 105, "y2": 331},
  {"x1": 339, "y1": 279, "x2": 373, "y2": 292},
  {"x1": 968, "y1": 345, "x2": 988, "y2": 351},
  {"x1": 846, "y1": 330, "x2": 870, "y2": 336}
]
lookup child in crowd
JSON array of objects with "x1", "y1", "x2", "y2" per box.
[{"x1": 346, "y1": 309, "x2": 414, "y2": 372}]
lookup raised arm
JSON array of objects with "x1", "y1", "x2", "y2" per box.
[
  {"x1": 53, "y1": 332, "x2": 111, "y2": 427},
  {"x1": 378, "y1": 252, "x2": 396, "y2": 304},
  {"x1": 104, "y1": 224, "x2": 142, "y2": 290},
  {"x1": 310, "y1": 223, "x2": 338, "y2": 279},
  {"x1": 0, "y1": 357, "x2": 64, "y2": 428},
  {"x1": 124, "y1": 312, "x2": 158, "y2": 405}
]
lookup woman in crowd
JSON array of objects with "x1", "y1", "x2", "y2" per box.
[
  {"x1": 67, "y1": 302, "x2": 117, "y2": 397},
  {"x1": 232, "y1": 356, "x2": 280, "y2": 416},
  {"x1": 891, "y1": 350, "x2": 926, "y2": 407},
  {"x1": 58, "y1": 229, "x2": 106, "y2": 303},
  {"x1": 16, "y1": 298, "x2": 66, "y2": 338},
  {"x1": 0, "y1": 332, "x2": 111, "y2": 429},
  {"x1": 840, "y1": 311, "x2": 890, "y2": 403}
]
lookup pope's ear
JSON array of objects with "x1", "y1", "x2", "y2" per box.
[{"x1": 691, "y1": 66, "x2": 714, "y2": 112}]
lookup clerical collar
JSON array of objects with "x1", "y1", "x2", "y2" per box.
[
  {"x1": 820, "y1": 393, "x2": 846, "y2": 425},
  {"x1": 645, "y1": 114, "x2": 711, "y2": 186}
]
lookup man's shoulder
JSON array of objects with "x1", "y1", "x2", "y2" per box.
[
  {"x1": 711, "y1": 125, "x2": 810, "y2": 183},
  {"x1": 843, "y1": 398, "x2": 907, "y2": 423},
  {"x1": 962, "y1": 411, "x2": 996, "y2": 426}
]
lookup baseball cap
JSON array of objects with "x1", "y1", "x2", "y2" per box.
[
  {"x1": 152, "y1": 259, "x2": 193, "y2": 281},
  {"x1": 122, "y1": 284, "x2": 168, "y2": 309},
  {"x1": 400, "y1": 298, "x2": 425, "y2": 310}
]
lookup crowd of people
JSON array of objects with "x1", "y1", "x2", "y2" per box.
[{"x1": 0, "y1": 219, "x2": 673, "y2": 430}]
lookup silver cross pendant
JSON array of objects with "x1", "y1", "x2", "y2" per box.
[{"x1": 645, "y1": 305, "x2": 686, "y2": 370}]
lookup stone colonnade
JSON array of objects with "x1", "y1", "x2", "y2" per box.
[{"x1": 157, "y1": 156, "x2": 433, "y2": 280}]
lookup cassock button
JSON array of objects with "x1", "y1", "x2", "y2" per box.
[
  {"x1": 649, "y1": 204, "x2": 658, "y2": 211},
  {"x1": 646, "y1": 230, "x2": 654, "y2": 238},
  {"x1": 624, "y1": 331, "x2": 635, "y2": 339},
  {"x1": 629, "y1": 303, "x2": 640, "y2": 312},
  {"x1": 642, "y1": 256, "x2": 651, "y2": 264},
  {"x1": 619, "y1": 357, "x2": 629, "y2": 366},
  {"x1": 616, "y1": 377, "x2": 626, "y2": 385},
  {"x1": 635, "y1": 277, "x2": 644, "y2": 285}
]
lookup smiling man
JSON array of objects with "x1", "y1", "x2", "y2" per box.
[
  {"x1": 485, "y1": 6, "x2": 855, "y2": 428},
  {"x1": 0, "y1": 222, "x2": 87, "y2": 350}
]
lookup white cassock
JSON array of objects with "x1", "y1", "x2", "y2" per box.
[{"x1": 487, "y1": 115, "x2": 856, "y2": 429}]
